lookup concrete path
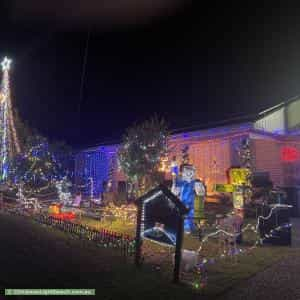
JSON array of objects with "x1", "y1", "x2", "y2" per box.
[{"x1": 220, "y1": 218, "x2": 300, "y2": 300}]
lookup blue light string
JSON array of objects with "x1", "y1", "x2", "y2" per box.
[{"x1": 76, "y1": 147, "x2": 117, "y2": 197}]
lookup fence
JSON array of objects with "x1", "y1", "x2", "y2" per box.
[{"x1": 2, "y1": 207, "x2": 135, "y2": 258}]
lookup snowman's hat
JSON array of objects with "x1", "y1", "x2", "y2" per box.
[{"x1": 180, "y1": 163, "x2": 195, "y2": 173}]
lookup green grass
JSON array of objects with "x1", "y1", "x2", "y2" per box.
[
  {"x1": 72, "y1": 215, "x2": 299, "y2": 298},
  {"x1": 0, "y1": 212, "x2": 200, "y2": 300},
  {"x1": 78, "y1": 216, "x2": 258, "y2": 253},
  {"x1": 0, "y1": 212, "x2": 297, "y2": 299},
  {"x1": 79, "y1": 216, "x2": 135, "y2": 235}
]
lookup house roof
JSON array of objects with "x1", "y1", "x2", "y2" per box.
[
  {"x1": 170, "y1": 122, "x2": 254, "y2": 142},
  {"x1": 136, "y1": 184, "x2": 189, "y2": 215},
  {"x1": 80, "y1": 143, "x2": 119, "y2": 154},
  {"x1": 77, "y1": 96, "x2": 300, "y2": 154},
  {"x1": 258, "y1": 95, "x2": 300, "y2": 117}
]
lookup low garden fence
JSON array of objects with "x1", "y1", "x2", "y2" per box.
[
  {"x1": 2, "y1": 207, "x2": 135, "y2": 258},
  {"x1": 35, "y1": 214, "x2": 136, "y2": 257}
]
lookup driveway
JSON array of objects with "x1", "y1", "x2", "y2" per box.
[{"x1": 220, "y1": 218, "x2": 300, "y2": 300}]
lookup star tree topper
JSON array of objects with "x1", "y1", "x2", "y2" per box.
[{"x1": 1, "y1": 57, "x2": 12, "y2": 71}]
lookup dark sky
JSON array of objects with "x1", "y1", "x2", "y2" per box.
[{"x1": 2, "y1": 1, "x2": 300, "y2": 148}]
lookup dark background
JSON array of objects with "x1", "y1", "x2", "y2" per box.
[{"x1": 1, "y1": 1, "x2": 300, "y2": 148}]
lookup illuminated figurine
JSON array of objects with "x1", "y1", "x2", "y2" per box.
[
  {"x1": 55, "y1": 177, "x2": 72, "y2": 205},
  {"x1": 194, "y1": 179, "x2": 206, "y2": 221},
  {"x1": 73, "y1": 192, "x2": 82, "y2": 207},
  {"x1": 172, "y1": 164, "x2": 205, "y2": 233}
]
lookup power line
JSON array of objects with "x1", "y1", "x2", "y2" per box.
[{"x1": 78, "y1": 29, "x2": 91, "y2": 116}]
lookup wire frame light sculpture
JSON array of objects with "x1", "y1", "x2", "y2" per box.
[{"x1": 0, "y1": 57, "x2": 21, "y2": 181}]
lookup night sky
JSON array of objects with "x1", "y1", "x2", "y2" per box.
[{"x1": 2, "y1": 2, "x2": 300, "y2": 148}]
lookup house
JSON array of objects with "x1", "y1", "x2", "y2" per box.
[{"x1": 75, "y1": 96, "x2": 300, "y2": 199}]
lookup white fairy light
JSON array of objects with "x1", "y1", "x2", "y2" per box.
[{"x1": 0, "y1": 56, "x2": 21, "y2": 180}]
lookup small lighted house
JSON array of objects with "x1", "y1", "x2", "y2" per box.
[
  {"x1": 75, "y1": 96, "x2": 300, "y2": 200},
  {"x1": 136, "y1": 184, "x2": 189, "y2": 246}
]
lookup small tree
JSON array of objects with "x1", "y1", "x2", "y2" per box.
[
  {"x1": 118, "y1": 116, "x2": 168, "y2": 197},
  {"x1": 10, "y1": 135, "x2": 69, "y2": 195}
]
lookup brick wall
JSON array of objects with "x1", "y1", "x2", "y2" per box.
[
  {"x1": 251, "y1": 136, "x2": 300, "y2": 186},
  {"x1": 252, "y1": 137, "x2": 283, "y2": 186},
  {"x1": 169, "y1": 137, "x2": 232, "y2": 192}
]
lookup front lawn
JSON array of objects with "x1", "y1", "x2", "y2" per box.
[
  {"x1": 0, "y1": 212, "x2": 199, "y2": 300},
  {"x1": 0, "y1": 212, "x2": 297, "y2": 299}
]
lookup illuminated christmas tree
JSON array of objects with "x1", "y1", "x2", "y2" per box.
[
  {"x1": 238, "y1": 138, "x2": 252, "y2": 169},
  {"x1": 11, "y1": 135, "x2": 67, "y2": 194},
  {"x1": 0, "y1": 57, "x2": 71, "y2": 197},
  {"x1": 0, "y1": 57, "x2": 21, "y2": 181},
  {"x1": 118, "y1": 116, "x2": 168, "y2": 197}
]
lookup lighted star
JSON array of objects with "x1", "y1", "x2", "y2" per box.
[{"x1": 1, "y1": 57, "x2": 12, "y2": 71}]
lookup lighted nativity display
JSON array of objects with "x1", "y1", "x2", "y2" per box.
[{"x1": 137, "y1": 185, "x2": 188, "y2": 246}]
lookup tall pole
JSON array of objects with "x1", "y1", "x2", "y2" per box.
[
  {"x1": 78, "y1": 29, "x2": 91, "y2": 137},
  {"x1": 173, "y1": 215, "x2": 184, "y2": 283},
  {"x1": 134, "y1": 201, "x2": 143, "y2": 267}
]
